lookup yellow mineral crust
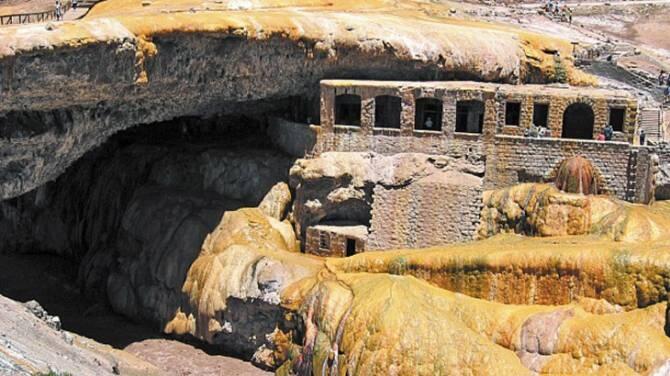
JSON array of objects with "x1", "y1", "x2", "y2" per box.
[
  {"x1": 284, "y1": 272, "x2": 670, "y2": 375},
  {"x1": 479, "y1": 183, "x2": 670, "y2": 242},
  {"x1": 327, "y1": 225, "x2": 670, "y2": 308},
  {"x1": 174, "y1": 200, "x2": 670, "y2": 374},
  {"x1": 170, "y1": 208, "x2": 322, "y2": 340},
  {"x1": 0, "y1": 0, "x2": 592, "y2": 85}
]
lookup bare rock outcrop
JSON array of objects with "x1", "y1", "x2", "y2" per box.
[
  {"x1": 0, "y1": 294, "x2": 161, "y2": 376},
  {"x1": 289, "y1": 151, "x2": 484, "y2": 242}
]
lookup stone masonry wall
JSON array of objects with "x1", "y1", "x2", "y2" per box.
[
  {"x1": 489, "y1": 135, "x2": 642, "y2": 201},
  {"x1": 367, "y1": 181, "x2": 483, "y2": 250},
  {"x1": 313, "y1": 80, "x2": 651, "y2": 203},
  {"x1": 304, "y1": 227, "x2": 366, "y2": 257}
]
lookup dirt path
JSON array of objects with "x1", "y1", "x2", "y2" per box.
[{"x1": 518, "y1": 0, "x2": 670, "y2": 8}]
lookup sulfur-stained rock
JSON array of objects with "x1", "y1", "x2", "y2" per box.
[
  {"x1": 555, "y1": 156, "x2": 599, "y2": 195},
  {"x1": 478, "y1": 183, "x2": 670, "y2": 242},
  {"x1": 277, "y1": 271, "x2": 670, "y2": 375},
  {"x1": 156, "y1": 194, "x2": 670, "y2": 374},
  {"x1": 166, "y1": 207, "x2": 321, "y2": 368}
]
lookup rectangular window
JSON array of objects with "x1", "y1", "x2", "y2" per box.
[
  {"x1": 455, "y1": 100, "x2": 484, "y2": 133},
  {"x1": 319, "y1": 232, "x2": 330, "y2": 250},
  {"x1": 609, "y1": 108, "x2": 625, "y2": 132},
  {"x1": 335, "y1": 94, "x2": 361, "y2": 126},
  {"x1": 533, "y1": 103, "x2": 549, "y2": 128},
  {"x1": 415, "y1": 98, "x2": 443, "y2": 131},
  {"x1": 375, "y1": 96, "x2": 402, "y2": 129},
  {"x1": 505, "y1": 102, "x2": 521, "y2": 126}
]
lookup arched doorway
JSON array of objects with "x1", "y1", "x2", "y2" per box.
[{"x1": 562, "y1": 102, "x2": 594, "y2": 140}]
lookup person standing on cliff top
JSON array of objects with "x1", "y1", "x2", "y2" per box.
[{"x1": 55, "y1": 0, "x2": 62, "y2": 20}]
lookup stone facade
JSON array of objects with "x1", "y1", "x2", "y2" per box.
[
  {"x1": 305, "y1": 224, "x2": 367, "y2": 257},
  {"x1": 313, "y1": 80, "x2": 654, "y2": 203},
  {"x1": 488, "y1": 136, "x2": 653, "y2": 202},
  {"x1": 367, "y1": 180, "x2": 483, "y2": 250}
]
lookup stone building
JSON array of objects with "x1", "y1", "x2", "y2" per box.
[
  {"x1": 316, "y1": 80, "x2": 652, "y2": 201},
  {"x1": 296, "y1": 80, "x2": 656, "y2": 256},
  {"x1": 304, "y1": 223, "x2": 367, "y2": 257}
]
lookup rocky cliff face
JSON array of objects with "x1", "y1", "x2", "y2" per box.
[{"x1": 0, "y1": 0, "x2": 591, "y2": 200}]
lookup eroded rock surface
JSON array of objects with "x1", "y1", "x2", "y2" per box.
[
  {"x1": 0, "y1": 0, "x2": 593, "y2": 200},
  {"x1": 0, "y1": 124, "x2": 295, "y2": 330},
  {"x1": 289, "y1": 151, "x2": 484, "y2": 244},
  {"x1": 166, "y1": 207, "x2": 321, "y2": 368},
  {"x1": 0, "y1": 294, "x2": 161, "y2": 376},
  {"x1": 479, "y1": 183, "x2": 670, "y2": 242}
]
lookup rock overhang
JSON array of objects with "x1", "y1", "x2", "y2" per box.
[{"x1": 0, "y1": 0, "x2": 596, "y2": 200}]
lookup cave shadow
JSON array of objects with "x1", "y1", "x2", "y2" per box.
[{"x1": 0, "y1": 252, "x2": 165, "y2": 348}]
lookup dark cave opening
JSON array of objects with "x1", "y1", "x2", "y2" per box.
[{"x1": 0, "y1": 102, "x2": 306, "y2": 362}]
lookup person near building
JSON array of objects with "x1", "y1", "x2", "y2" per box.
[
  {"x1": 424, "y1": 116, "x2": 433, "y2": 130},
  {"x1": 596, "y1": 132, "x2": 605, "y2": 141},
  {"x1": 660, "y1": 70, "x2": 667, "y2": 86},
  {"x1": 73, "y1": 0, "x2": 78, "y2": 9},
  {"x1": 604, "y1": 124, "x2": 614, "y2": 141},
  {"x1": 640, "y1": 129, "x2": 646, "y2": 145},
  {"x1": 565, "y1": 6, "x2": 573, "y2": 24}
]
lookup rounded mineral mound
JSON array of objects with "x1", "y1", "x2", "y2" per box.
[{"x1": 555, "y1": 156, "x2": 598, "y2": 195}]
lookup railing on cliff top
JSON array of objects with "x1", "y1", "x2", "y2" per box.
[
  {"x1": 0, "y1": 8, "x2": 63, "y2": 25},
  {"x1": 0, "y1": 0, "x2": 91, "y2": 26}
]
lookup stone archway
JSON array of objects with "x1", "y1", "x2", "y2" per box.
[{"x1": 562, "y1": 102, "x2": 594, "y2": 140}]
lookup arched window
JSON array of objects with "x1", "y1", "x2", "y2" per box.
[
  {"x1": 562, "y1": 102, "x2": 594, "y2": 140},
  {"x1": 415, "y1": 98, "x2": 442, "y2": 131},
  {"x1": 374, "y1": 95, "x2": 401, "y2": 129},
  {"x1": 335, "y1": 94, "x2": 361, "y2": 126},
  {"x1": 456, "y1": 100, "x2": 485, "y2": 133}
]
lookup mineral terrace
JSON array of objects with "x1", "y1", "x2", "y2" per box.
[{"x1": 2, "y1": 0, "x2": 670, "y2": 375}]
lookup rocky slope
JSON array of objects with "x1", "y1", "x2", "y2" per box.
[{"x1": 0, "y1": 294, "x2": 161, "y2": 376}]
